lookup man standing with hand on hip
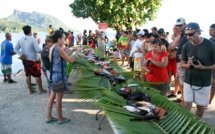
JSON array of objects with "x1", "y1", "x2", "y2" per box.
[
  {"x1": 15, "y1": 25, "x2": 46, "y2": 94},
  {"x1": 181, "y1": 22, "x2": 215, "y2": 118}
]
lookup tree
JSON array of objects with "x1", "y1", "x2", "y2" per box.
[{"x1": 69, "y1": 0, "x2": 162, "y2": 31}]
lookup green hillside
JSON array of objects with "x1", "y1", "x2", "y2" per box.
[
  {"x1": 0, "y1": 18, "x2": 39, "y2": 33},
  {"x1": 5, "y1": 9, "x2": 77, "y2": 32}
]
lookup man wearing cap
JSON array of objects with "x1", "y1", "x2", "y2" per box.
[
  {"x1": 207, "y1": 24, "x2": 215, "y2": 108},
  {"x1": 151, "y1": 27, "x2": 157, "y2": 34},
  {"x1": 169, "y1": 17, "x2": 188, "y2": 103},
  {"x1": 181, "y1": 22, "x2": 215, "y2": 118}
]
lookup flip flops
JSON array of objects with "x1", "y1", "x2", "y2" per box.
[
  {"x1": 46, "y1": 117, "x2": 58, "y2": 123},
  {"x1": 58, "y1": 118, "x2": 70, "y2": 125}
]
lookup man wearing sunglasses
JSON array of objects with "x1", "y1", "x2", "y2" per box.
[
  {"x1": 181, "y1": 22, "x2": 215, "y2": 118},
  {"x1": 169, "y1": 17, "x2": 188, "y2": 104}
]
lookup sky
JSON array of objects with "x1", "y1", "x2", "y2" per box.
[{"x1": 0, "y1": 0, "x2": 214, "y2": 36}]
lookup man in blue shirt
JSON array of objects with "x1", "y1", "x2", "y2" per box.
[
  {"x1": 1, "y1": 33, "x2": 17, "y2": 83},
  {"x1": 70, "y1": 31, "x2": 74, "y2": 47}
]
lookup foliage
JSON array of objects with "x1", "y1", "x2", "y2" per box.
[
  {"x1": 5, "y1": 9, "x2": 77, "y2": 32},
  {"x1": 0, "y1": 18, "x2": 39, "y2": 33},
  {"x1": 69, "y1": 0, "x2": 162, "y2": 30}
]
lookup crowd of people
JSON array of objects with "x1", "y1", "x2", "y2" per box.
[
  {"x1": 0, "y1": 17, "x2": 215, "y2": 125},
  {"x1": 113, "y1": 18, "x2": 215, "y2": 118}
]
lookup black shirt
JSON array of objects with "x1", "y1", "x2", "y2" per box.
[
  {"x1": 176, "y1": 32, "x2": 188, "y2": 63},
  {"x1": 182, "y1": 38, "x2": 215, "y2": 86},
  {"x1": 41, "y1": 47, "x2": 50, "y2": 71},
  {"x1": 210, "y1": 38, "x2": 215, "y2": 44}
]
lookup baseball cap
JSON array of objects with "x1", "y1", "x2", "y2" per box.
[
  {"x1": 185, "y1": 22, "x2": 202, "y2": 31},
  {"x1": 158, "y1": 28, "x2": 165, "y2": 35},
  {"x1": 175, "y1": 17, "x2": 186, "y2": 25},
  {"x1": 210, "y1": 24, "x2": 215, "y2": 29},
  {"x1": 151, "y1": 27, "x2": 157, "y2": 30},
  {"x1": 136, "y1": 31, "x2": 145, "y2": 36}
]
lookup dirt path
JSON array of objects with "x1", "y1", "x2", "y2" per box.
[
  {"x1": 0, "y1": 71, "x2": 113, "y2": 134},
  {"x1": 1, "y1": 61, "x2": 215, "y2": 134}
]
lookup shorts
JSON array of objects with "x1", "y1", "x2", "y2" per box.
[
  {"x1": 1, "y1": 64, "x2": 12, "y2": 75},
  {"x1": 184, "y1": 82, "x2": 211, "y2": 106},
  {"x1": 176, "y1": 63, "x2": 185, "y2": 85},
  {"x1": 120, "y1": 49, "x2": 129, "y2": 57},
  {"x1": 166, "y1": 58, "x2": 176, "y2": 77},
  {"x1": 152, "y1": 82, "x2": 170, "y2": 95},
  {"x1": 22, "y1": 60, "x2": 41, "y2": 77}
]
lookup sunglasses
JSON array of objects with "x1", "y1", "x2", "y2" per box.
[
  {"x1": 185, "y1": 31, "x2": 197, "y2": 36},
  {"x1": 176, "y1": 24, "x2": 183, "y2": 27}
]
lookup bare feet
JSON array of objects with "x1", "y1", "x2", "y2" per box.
[
  {"x1": 29, "y1": 90, "x2": 36, "y2": 94},
  {"x1": 39, "y1": 89, "x2": 47, "y2": 94}
]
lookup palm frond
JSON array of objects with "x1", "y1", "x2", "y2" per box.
[{"x1": 70, "y1": 49, "x2": 214, "y2": 134}]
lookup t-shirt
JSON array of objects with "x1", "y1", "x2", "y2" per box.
[
  {"x1": 134, "y1": 39, "x2": 144, "y2": 58},
  {"x1": 129, "y1": 40, "x2": 136, "y2": 57},
  {"x1": 130, "y1": 40, "x2": 137, "y2": 57},
  {"x1": 182, "y1": 38, "x2": 215, "y2": 87},
  {"x1": 14, "y1": 36, "x2": 42, "y2": 61},
  {"x1": 210, "y1": 38, "x2": 215, "y2": 44},
  {"x1": 67, "y1": 35, "x2": 71, "y2": 45},
  {"x1": 118, "y1": 36, "x2": 129, "y2": 48},
  {"x1": 0, "y1": 40, "x2": 14, "y2": 64},
  {"x1": 82, "y1": 34, "x2": 87, "y2": 45},
  {"x1": 70, "y1": 35, "x2": 75, "y2": 44},
  {"x1": 48, "y1": 28, "x2": 52, "y2": 35},
  {"x1": 113, "y1": 51, "x2": 119, "y2": 58},
  {"x1": 176, "y1": 32, "x2": 188, "y2": 63},
  {"x1": 145, "y1": 51, "x2": 169, "y2": 83},
  {"x1": 41, "y1": 47, "x2": 50, "y2": 71}
]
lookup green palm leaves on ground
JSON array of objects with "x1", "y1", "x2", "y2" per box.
[{"x1": 71, "y1": 50, "x2": 214, "y2": 134}]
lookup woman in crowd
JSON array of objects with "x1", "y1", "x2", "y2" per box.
[
  {"x1": 142, "y1": 39, "x2": 169, "y2": 96},
  {"x1": 46, "y1": 30, "x2": 83, "y2": 124},
  {"x1": 141, "y1": 33, "x2": 153, "y2": 81},
  {"x1": 133, "y1": 31, "x2": 145, "y2": 79},
  {"x1": 41, "y1": 36, "x2": 53, "y2": 97}
]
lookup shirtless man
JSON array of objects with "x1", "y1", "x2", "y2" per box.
[{"x1": 168, "y1": 18, "x2": 188, "y2": 104}]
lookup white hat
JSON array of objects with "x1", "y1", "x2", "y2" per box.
[
  {"x1": 175, "y1": 17, "x2": 186, "y2": 25},
  {"x1": 136, "y1": 31, "x2": 145, "y2": 36}
]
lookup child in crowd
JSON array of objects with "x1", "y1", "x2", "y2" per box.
[{"x1": 113, "y1": 48, "x2": 119, "y2": 64}]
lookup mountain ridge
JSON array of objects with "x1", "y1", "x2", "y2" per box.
[{"x1": 0, "y1": 9, "x2": 77, "y2": 33}]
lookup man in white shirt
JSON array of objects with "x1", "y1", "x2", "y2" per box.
[{"x1": 15, "y1": 25, "x2": 46, "y2": 94}]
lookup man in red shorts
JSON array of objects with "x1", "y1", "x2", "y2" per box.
[{"x1": 15, "y1": 25, "x2": 46, "y2": 94}]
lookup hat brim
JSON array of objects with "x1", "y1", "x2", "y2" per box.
[{"x1": 175, "y1": 22, "x2": 184, "y2": 25}]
